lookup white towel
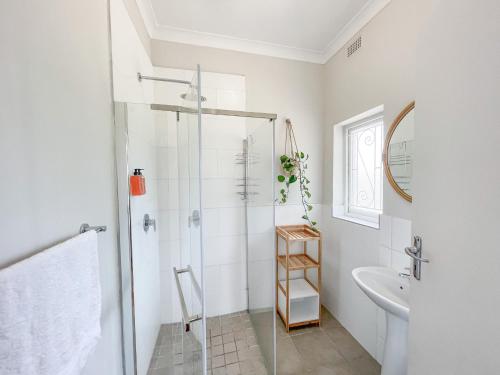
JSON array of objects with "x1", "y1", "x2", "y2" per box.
[{"x1": 0, "y1": 231, "x2": 102, "y2": 375}]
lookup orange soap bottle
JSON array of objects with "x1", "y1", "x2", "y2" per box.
[{"x1": 130, "y1": 168, "x2": 146, "y2": 196}]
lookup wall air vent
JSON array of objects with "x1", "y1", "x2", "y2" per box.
[{"x1": 347, "y1": 36, "x2": 362, "y2": 57}]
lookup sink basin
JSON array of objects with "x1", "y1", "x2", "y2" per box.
[
  {"x1": 352, "y1": 266, "x2": 409, "y2": 320},
  {"x1": 352, "y1": 266, "x2": 410, "y2": 375}
]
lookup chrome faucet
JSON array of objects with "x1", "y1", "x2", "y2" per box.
[{"x1": 398, "y1": 267, "x2": 411, "y2": 279}]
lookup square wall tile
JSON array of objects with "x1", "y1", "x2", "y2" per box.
[
  {"x1": 246, "y1": 206, "x2": 274, "y2": 235},
  {"x1": 248, "y1": 259, "x2": 274, "y2": 310},
  {"x1": 158, "y1": 210, "x2": 180, "y2": 242},
  {"x1": 216, "y1": 89, "x2": 245, "y2": 110},
  {"x1": 204, "y1": 235, "x2": 245, "y2": 266},
  {"x1": 379, "y1": 214, "x2": 392, "y2": 248},
  {"x1": 378, "y1": 246, "x2": 391, "y2": 267},
  {"x1": 158, "y1": 240, "x2": 180, "y2": 272},
  {"x1": 202, "y1": 87, "x2": 218, "y2": 109},
  {"x1": 391, "y1": 217, "x2": 412, "y2": 253},
  {"x1": 167, "y1": 180, "x2": 179, "y2": 210},
  {"x1": 157, "y1": 180, "x2": 169, "y2": 210},
  {"x1": 248, "y1": 232, "x2": 275, "y2": 262},
  {"x1": 218, "y1": 207, "x2": 245, "y2": 236},
  {"x1": 202, "y1": 208, "x2": 220, "y2": 237},
  {"x1": 157, "y1": 147, "x2": 178, "y2": 179},
  {"x1": 218, "y1": 149, "x2": 245, "y2": 179},
  {"x1": 205, "y1": 263, "x2": 247, "y2": 316},
  {"x1": 391, "y1": 249, "x2": 411, "y2": 273},
  {"x1": 202, "y1": 178, "x2": 243, "y2": 209},
  {"x1": 202, "y1": 72, "x2": 245, "y2": 91},
  {"x1": 202, "y1": 148, "x2": 219, "y2": 178}
]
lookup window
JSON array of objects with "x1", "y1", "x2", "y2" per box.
[{"x1": 333, "y1": 106, "x2": 383, "y2": 228}]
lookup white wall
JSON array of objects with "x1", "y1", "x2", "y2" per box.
[
  {"x1": 321, "y1": 0, "x2": 421, "y2": 361},
  {"x1": 111, "y1": 0, "x2": 153, "y2": 104},
  {"x1": 0, "y1": 1, "x2": 123, "y2": 375},
  {"x1": 110, "y1": 1, "x2": 160, "y2": 374}
]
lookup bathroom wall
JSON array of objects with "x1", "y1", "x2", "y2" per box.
[
  {"x1": 0, "y1": 1, "x2": 123, "y2": 375},
  {"x1": 110, "y1": 1, "x2": 160, "y2": 374},
  {"x1": 121, "y1": 0, "x2": 151, "y2": 56},
  {"x1": 321, "y1": 0, "x2": 421, "y2": 361},
  {"x1": 111, "y1": 0, "x2": 154, "y2": 104},
  {"x1": 151, "y1": 40, "x2": 324, "y2": 226}
]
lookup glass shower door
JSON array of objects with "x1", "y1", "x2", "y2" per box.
[
  {"x1": 246, "y1": 118, "x2": 276, "y2": 375},
  {"x1": 175, "y1": 66, "x2": 205, "y2": 374}
]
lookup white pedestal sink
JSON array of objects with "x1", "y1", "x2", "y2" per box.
[{"x1": 352, "y1": 267, "x2": 409, "y2": 375}]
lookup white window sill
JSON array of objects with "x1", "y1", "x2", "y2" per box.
[{"x1": 332, "y1": 206, "x2": 380, "y2": 229}]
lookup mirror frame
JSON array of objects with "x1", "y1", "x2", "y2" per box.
[{"x1": 383, "y1": 101, "x2": 415, "y2": 203}]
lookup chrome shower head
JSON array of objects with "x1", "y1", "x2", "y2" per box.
[{"x1": 180, "y1": 92, "x2": 207, "y2": 102}]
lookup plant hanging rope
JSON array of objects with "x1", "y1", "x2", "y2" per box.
[{"x1": 277, "y1": 119, "x2": 318, "y2": 231}]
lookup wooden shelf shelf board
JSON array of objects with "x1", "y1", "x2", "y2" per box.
[
  {"x1": 276, "y1": 224, "x2": 320, "y2": 242},
  {"x1": 278, "y1": 253, "x2": 319, "y2": 271}
]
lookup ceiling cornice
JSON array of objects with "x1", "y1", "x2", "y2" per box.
[
  {"x1": 135, "y1": 0, "x2": 392, "y2": 64},
  {"x1": 322, "y1": 0, "x2": 391, "y2": 63},
  {"x1": 152, "y1": 25, "x2": 326, "y2": 63}
]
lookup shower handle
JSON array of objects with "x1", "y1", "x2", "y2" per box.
[
  {"x1": 188, "y1": 210, "x2": 200, "y2": 228},
  {"x1": 143, "y1": 213, "x2": 156, "y2": 233}
]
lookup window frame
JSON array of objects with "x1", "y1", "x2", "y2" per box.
[{"x1": 332, "y1": 106, "x2": 384, "y2": 229}]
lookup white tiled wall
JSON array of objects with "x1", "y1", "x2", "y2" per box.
[
  {"x1": 376, "y1": 214, "x2": 412, "y2": 363},
  {"x1": 201, "y1": 81, "x2": 248, "y2": 317},
  {"x1": 246, "y1": 121, "x2": 276, "y2": 312}
]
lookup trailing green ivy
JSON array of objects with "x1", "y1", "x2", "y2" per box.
[{"x1": 276, "y1": 120, "x2": 318, "y2": 231}]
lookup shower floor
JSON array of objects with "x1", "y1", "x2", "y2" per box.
[{"x1": 148, "y1": 311, "x2": 268, "y2": 375}]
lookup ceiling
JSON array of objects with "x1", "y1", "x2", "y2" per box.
[{"x1": 136, "y1": 0, "x2": 391, "y2": 63}]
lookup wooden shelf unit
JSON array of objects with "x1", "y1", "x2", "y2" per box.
[{"x1": 276, "y1": 225, "x2": 322, "y2": 331}]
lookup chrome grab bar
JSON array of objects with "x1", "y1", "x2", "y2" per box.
[{"x1": 173, "y1": 265, "x2": 202, "y2": 332}]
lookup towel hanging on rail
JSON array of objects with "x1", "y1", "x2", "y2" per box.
[{"x1": 0, "y1": 231, "x2": 102, "y2": 375}]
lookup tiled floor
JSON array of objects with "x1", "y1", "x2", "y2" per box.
[
  {"x1": 148, "y1": 307, "x2": 380, "y2": 375},
  {"x1": 275, "y1": 306, "x2": 381, "y2": 375},
  {"x1": 148, "y1": 311, "x2": 268, "y2": 375}
]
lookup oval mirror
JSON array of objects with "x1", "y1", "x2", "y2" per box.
[{"x1": 384, "y1": 101, "x2": 415, "y2": 202}]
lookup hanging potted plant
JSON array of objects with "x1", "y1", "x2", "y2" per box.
[{"x1": 277, "y1": 119, "x2": 318, "y2": 231}]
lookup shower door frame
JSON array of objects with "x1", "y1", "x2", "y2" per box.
[
  {"x1": 152, "y1": 103, "x2": 277, "y2": 375},
  {"x1": 115, "y1": 102, "x2": 278, "y2": 375}
]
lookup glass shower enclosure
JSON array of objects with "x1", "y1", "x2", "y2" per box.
[{"x1": 116, "y1": 66, "x2": 276, "y2": 375}]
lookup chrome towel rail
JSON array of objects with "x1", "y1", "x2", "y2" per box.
[
  {"x1": 173, "y1": 265, "x2": 202, "y2": 332},
  {"x1": 79, "y1": 223, "x2": 107, "y2": 234}
]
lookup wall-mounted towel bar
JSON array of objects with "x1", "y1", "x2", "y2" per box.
[{"x1": 79, "y1": 223, "x2": 107, "y2": 234}]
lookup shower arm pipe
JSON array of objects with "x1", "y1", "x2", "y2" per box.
[{"x1": 137, "y1": 72, "x2": 191, "y2": 85}]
